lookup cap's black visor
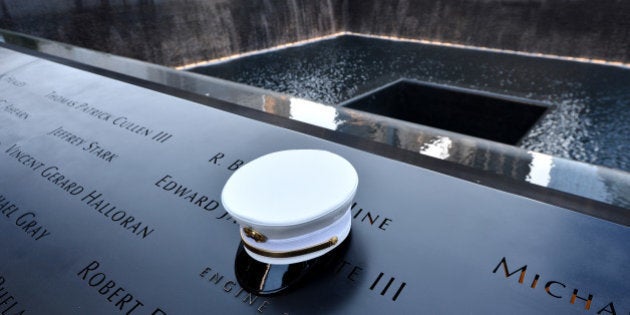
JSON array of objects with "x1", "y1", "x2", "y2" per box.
[{"x1": 234, "y1": 233, "x2": 351, "y2": 296}]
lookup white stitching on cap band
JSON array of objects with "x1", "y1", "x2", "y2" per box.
[{"x1": 242, "y1": 236, "x2": 338, "y2": 258}]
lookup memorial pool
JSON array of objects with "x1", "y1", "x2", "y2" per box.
[{"x1": 190, "y1": 35, "x2": 630, "y2": 172}]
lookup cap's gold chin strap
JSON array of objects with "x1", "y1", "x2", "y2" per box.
[{"x1": 242, "y1": 236, "x2": 338, "y2": 259}]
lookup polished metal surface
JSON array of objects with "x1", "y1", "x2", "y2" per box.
[
  {"x1": 1, "y1": 29, "x2": 628, "y2": 210},
  {"x1": 0, "y1": 45, "x2": 628, "y2": 314}
]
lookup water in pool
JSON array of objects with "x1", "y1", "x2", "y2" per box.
[{"x1": 190, "y1": 35, "x2": 630, "y2": 172}]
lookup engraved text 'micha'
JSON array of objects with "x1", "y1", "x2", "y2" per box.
[{"x1": 493, "y1": 257, "x2": 624, "y2": 314}]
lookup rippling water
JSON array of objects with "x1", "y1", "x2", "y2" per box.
[{"x1": 190, "y1": 35, "x2": 630, "y2": 172}]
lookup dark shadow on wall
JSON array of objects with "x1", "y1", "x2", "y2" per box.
[{"x1": 346, "y1": 0, "x2": 630, "y2": 63}]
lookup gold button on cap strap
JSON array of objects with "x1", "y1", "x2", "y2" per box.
[{"x1": 243, "y1": 226, "x2": 267, "y2": 243}]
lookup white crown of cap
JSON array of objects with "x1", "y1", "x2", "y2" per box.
[{"x1": 221, "y1": 149, "x2": 358, "y2": 264}]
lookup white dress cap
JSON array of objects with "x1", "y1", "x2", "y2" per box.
[{"x1": 221, "y1": 149, "x2": 359, "y2": 264}]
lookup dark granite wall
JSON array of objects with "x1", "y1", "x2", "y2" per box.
[
  {"x1": 1, "y1": 0, "x2": 628, "y2": 65},
  {"x1": 346, "y1": 0, "x2": 630, "y2": 63},
  {"x1": 0, "y1": 0, "x2": 344, "y2": 66}
]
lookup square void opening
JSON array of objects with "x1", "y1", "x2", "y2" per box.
[{"x1": 341, "y1": 79, "x2": 550, "y2": 145}]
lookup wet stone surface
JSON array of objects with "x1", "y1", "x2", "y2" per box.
[{"x1": 190, "y1": 35, "x2": 630, "y2": 172}]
